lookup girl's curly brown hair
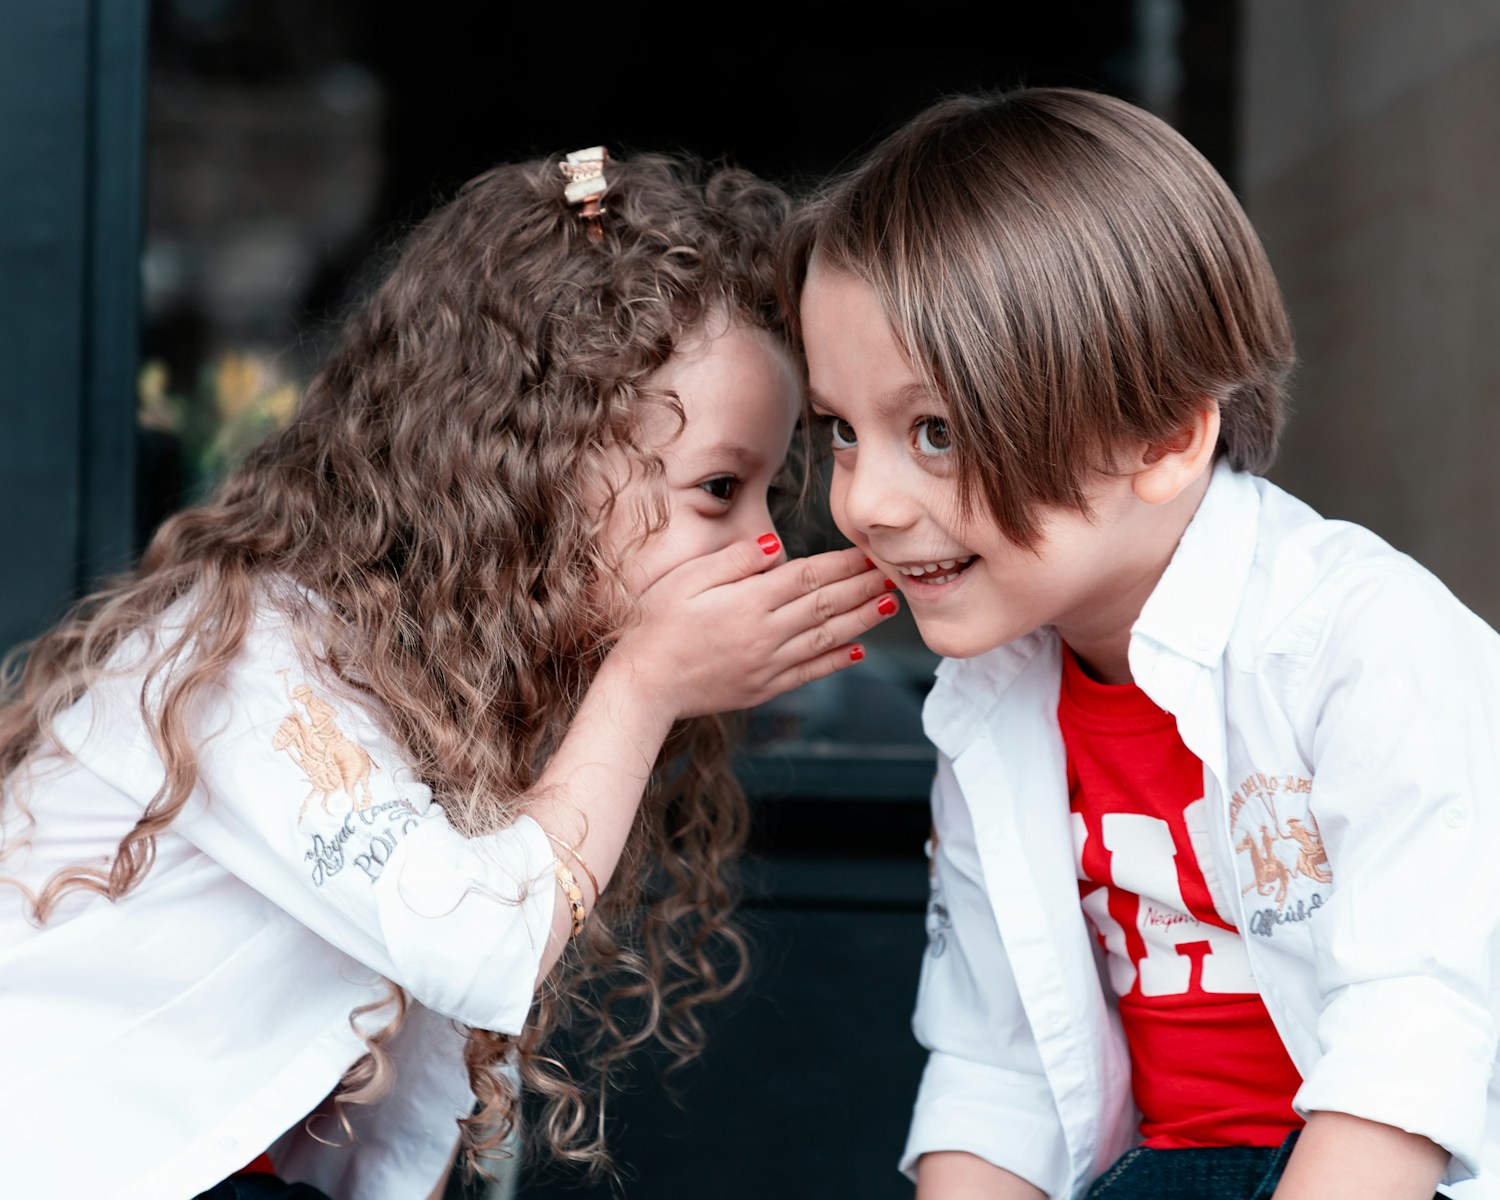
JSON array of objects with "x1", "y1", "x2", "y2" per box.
[{"x1": 0, "y1": 151, "x2": 791, "y2": 1176}]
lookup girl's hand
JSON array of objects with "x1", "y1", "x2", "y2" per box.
[
  {"x1": 612, "y1": 536, "x2": 898, "y2": 722},
  {"x1": 529, "y1": 536, "x2": 895, "y2": 967}
]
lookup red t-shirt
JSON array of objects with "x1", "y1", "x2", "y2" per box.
[{"x1": 1059, "y1": 645, "x2": 1303, "y2": 1149}]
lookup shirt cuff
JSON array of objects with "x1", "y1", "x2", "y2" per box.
[
  {"x1": 1296, "y1": 976, "x2": 1494, "y2": 1182},
  {"x1": 899, "y1": 1051, "x2": 1069, "y2": 1195},
  {"x1": 375, "y1": 814, "x2": 556, "y2": 1034}
]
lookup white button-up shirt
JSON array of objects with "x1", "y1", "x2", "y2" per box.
[
  {"x1": 901, "y1": 462, "x2": 1500, "y2": 1199},
  {"x1": 0, "y1": 597, "x2": 556, "y2": 1199}
]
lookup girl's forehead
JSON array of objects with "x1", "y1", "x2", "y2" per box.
[{"x1": 648, "y1": 326, "x2": 799, "y2": 451}]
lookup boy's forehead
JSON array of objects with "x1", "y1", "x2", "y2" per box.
[{"x1": 801, "y1": 264, "x2": 935, "y2": 407}]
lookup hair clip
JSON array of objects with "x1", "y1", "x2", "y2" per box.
[{"x1": 560, "y1": 145, "x2": 610, "y2": 242}]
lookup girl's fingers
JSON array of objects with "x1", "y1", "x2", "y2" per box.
[
  {"x1": 754, "y1": 545, "x2": 881, "y2": 611},
  {"x1": 770, "y1": 560, "x2": 896, "y2": 632},
  {"x1": 761, "y1": 634, "x2": 880, "y2": 696},
  {"x1": 773, "y1": 590, "x2": 900, "y2": 669},
  {"x1": 636, "y1": 534, "x2": 792, "y2": 609},
  {"x1": 655, "y1": 532, "x2": 787, "y2": 596},
  {"x1": 642, "y1": 540, "x2": 882, "y2": 619}
]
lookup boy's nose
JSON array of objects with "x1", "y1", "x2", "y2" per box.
[{"x1": 837, "y1": 455, "x2": 912, "y2": 535}]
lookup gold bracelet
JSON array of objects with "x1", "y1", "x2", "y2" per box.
[
  {"x1": 545, "y1": 834, "x2": 601, "y2": 906},
  {"x1": 555, "y1": 861, "x2": 587, "y2": 940}
]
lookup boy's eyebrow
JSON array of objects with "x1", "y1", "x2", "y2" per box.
[{"x1": 808, "y1": 383, "x2": 939, "y2": 417}]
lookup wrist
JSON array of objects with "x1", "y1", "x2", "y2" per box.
[{"x1": 597, "y1": 641, "x2": 682, "y2": 731}]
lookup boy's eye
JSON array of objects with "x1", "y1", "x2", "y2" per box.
[
  {"x1": 915, "y1": 417, "x2": 953, "y2": 456},
  {"x1": 699, "y1": 475, "x2": 739, "y2": 503},
  {"x1": 827, "y1": 417, "x2": 857, "y2": 450}
]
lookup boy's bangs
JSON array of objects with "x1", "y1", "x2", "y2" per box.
[{"x1": 783, "y1": 88, "x2": 1296, "y2": 547}]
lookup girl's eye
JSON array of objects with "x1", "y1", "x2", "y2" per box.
[
  {"x1": 915, "y1": 417, "x2": 953, "y2": 456},
  {"x1": 699, "y1": 475, "x2": 739, "y2": 503},
  {"x1": 828, "y1": 417, "x2": 857, "y2": 450}
]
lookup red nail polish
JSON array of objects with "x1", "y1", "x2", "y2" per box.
[
  {"x1": 758, "y1": 533, "x2": 781, "y2": 556},
  {"x1": 863, "y1": 556, "x2": 875, "y2": 570},
  {"x1": 884, "y1": 578, "x2": 897, "y2": 591},
  {"x1": 877, "y1": 595, "x2": 898, "y2": 616},
  {"x1": 849, "y1": 645, "x2": 865, "y2": 662}
]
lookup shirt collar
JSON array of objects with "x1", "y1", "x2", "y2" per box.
[
  {"x1": 924, "y1": 462, "x2": 1261, "y2": 756},
  {"x1": 1130, "y1": 459, "x2": 1261, "y2": 668},
  {"x1": 923, "y1": 630, "x2": 1050, "y2": 760}
]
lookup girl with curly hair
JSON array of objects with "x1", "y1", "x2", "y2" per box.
[{"x1": 0, "y1": 148, "x2": 897, "y2": 1199}]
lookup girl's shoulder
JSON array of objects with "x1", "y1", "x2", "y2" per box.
[
  {"x1": 45, "y1": 576, "x2": 418, "y2": 809},
  {"x1": 68, "y1": 577, "x2": 379, "y2": 754}
]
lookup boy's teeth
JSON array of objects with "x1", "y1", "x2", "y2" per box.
[{"x1": 898, "y1": 556, "x2": 972, "y2": 578}]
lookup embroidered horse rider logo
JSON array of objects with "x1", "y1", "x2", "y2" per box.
[
  {"x1": 272, "y1": 672, "x2": 378, "y2": 823},
  {"x1": 1283, "y1": 817, "x2": 1332, "y2": 884},
  {"x1": 1236, "y1": 811, "x2": 1331, "y2": 912},
  {"x1": 1237, "y1": 825, "x2": 1293, "y2": 909}
]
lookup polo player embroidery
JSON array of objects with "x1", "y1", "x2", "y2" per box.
[
  {"x1": 1236, "y1": 813, "x2": 1331, "y2": 912},
  {"x1": 1283, "y1": 817, "x2": 1332, "y2": 884},
  {"x1": 272, "y1": 672, "x2": 378, "y2": 823},
  {"x1": 1238, "y1": 826, "x2": 1292, "y2": 909}
]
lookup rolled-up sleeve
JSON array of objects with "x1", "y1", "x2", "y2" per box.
[
  {"x1": 369, "y1": 815, "x2": 556, "y2": 1033},
  {"x1": 1291, "y1": 565, "x2": 1500, "y2": 1180},
  {"x1": 900, "y1": 760, "x2": 1070, "y2": 1195}
]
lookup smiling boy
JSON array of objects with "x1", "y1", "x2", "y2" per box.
[{"x1": 781, "y1": 87, "x2": 1500, "y2": 1200}]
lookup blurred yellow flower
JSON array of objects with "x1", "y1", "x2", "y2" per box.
[
  {"x1": 262, "y1": 383, "x2": 299, "y2": 428},
  {"x1": 137, "y1": 359, "x2": 178, "y2": 433},
  {"x1": 136, "y1": 351, "x2": 304, "y2": 496},
  {"x1": 214, "y1": 353, "x2": 265, "y2": 422}
]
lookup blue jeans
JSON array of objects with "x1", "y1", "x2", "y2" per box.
[{"x1": 1084, "y1": 1132, "x2": 1303, "y2": 1200}]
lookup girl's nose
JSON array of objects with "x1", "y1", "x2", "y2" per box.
[{"x1": 731, "y1": 493, "x2": 778, "y2": 549}]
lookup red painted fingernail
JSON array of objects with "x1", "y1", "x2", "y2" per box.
[
  {"x1": 884, "y1": 578, "x2": 897, "y2": 590},
  {"x1": 849, "y1": 644, "x2": 865, "y2": 662},
  {"x1": 758, "y1": 534, "x2": 781, "y2": 556},
  {"x1": 877, "y1": 595, "x2": 898, "y2": 616},
  {"x1": 863, "y1": 556, "x2": 875, "y2": 570}
]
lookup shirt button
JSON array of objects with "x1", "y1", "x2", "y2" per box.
[{"x1": 1444, "y1": 802, "x2": 1469, "y2": 828}]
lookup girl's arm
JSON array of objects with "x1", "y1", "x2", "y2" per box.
[
  {"x1": 61, "y1": 540, "x2": 890, "y2": 1035},
  {"x1": 525, "y1": 538, "x2": 895, "y2": 973},
  {"x1": 1272, "y1": 1111, "x2": 1447, "y2": 1200},
  {"x1": 916, "y1": 1151, "x2": 1047, "y2": 1199}
]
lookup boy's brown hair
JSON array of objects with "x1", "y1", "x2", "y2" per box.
[{"x1": 780, "y1": 87, "x2": 1296, "y2": 546}]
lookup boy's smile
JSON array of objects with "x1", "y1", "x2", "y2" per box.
[{"x1": 800, "y1": 259, "x2": 1211, "y2": 679}]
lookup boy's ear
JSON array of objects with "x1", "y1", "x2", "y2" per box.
[{"x1": 1132, "y1": 401, "x2": 1221, "y2": 506}]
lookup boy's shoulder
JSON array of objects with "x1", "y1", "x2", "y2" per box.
[{"x1": 1234, "y1": 472, "x2": 1498, "y2": 671}]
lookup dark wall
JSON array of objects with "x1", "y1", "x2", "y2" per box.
[{"x1": 0, "y1": 0, "x2": 148, "y2": 656}]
